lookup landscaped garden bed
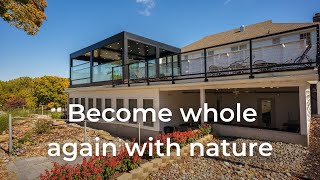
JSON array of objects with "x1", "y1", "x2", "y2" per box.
[{"x1": 38, "y1": 124, "x2": 213, "y2": 180}]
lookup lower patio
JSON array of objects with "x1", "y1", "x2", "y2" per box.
[{"x1": 159, "y1": 86, "x2": 311, "y2": 145}]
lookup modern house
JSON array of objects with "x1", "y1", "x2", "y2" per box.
[{"x1": 66, "y1": 13, "x2": 320, "y2": 146}]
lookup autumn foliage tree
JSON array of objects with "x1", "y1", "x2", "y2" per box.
[
  {"x1": 4, "y1": 96, "x2": 26, "y2": 109},
  {"x1": 32, "y1": 76, "x2": 69, "y2": 108},
  {"x1": 0, "y1": 0, "x2": 47, "y2": 35},
  {"x1": 0, "y1": 76, "x2": 69, "y2": 110}
]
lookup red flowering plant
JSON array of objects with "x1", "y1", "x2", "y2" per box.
[
  {"x1": 39, "y1": 126, "x2": 211, "y2": 179},
  {"x1": 39, "y1": 142, "x2": 141, "y2": 180},
  {"x1": 39, "y1": 162, "x2": 74, "y2": 180}
]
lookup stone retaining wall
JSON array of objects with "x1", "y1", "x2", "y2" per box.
[{"x1": 117, "y1": 134, "x2": 214, "y2": 180}]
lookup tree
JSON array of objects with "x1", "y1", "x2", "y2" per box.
[
  {"x1": 32, "y1": 76, "x2": 69, "y2": 108},
  {"x1": 0, "y1": 0, "x2": 47, "y2": 35},
  {"x1": 0, "y1": 76, "x2": 68, "y2": 110},
  {"x1": 4, "y1": 96, "x2": 26, "y2": 109}
]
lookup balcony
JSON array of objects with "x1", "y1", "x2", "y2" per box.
[
  {"x1": 70, "y1": 25, "x2": 320, "y2": 88},
  {"x1": 70, "y1": 31, "x2": 180, "y2": 87}
]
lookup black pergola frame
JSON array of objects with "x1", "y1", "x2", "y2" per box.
[{"x1": 69, "y1": 31, "x2": 181, "y2": 87}]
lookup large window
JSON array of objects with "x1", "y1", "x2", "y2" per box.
[
  {"x1": 81, "y1": 98, "x2": 86, "y2": 110},
  {"x1": 143, "y1": 99, "x2": 154, "y2": 127},
  {"x1": 74, "y1": 98, "x2": 80, "y2": 111},
  {"x1": 300, "y1": 33, "x2": 311, "y2": 45},
  {"x1": 96, "y1": 98, "x2": 102, "y2": 111},
  {"x1": 105, "y1": 99, "x2": 112, "y2": 118},
  {"x1": 116, "y1": 99, "x2": 125, "y2": 120},
  {"x1": 129, "y1": 99, "x2": 137, "y2": 124},
  {"x1": 88, "y1": 98, "x2": 94, "y2": 109}
]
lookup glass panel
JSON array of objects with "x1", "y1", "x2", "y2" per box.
[
  {"x1": 113, "y1": 66, "x2": 123, "y2": 80},
  {"x1": 92, "y1": 63, "x2": 116, "y2": 82},
  {"x1": 180, "y1": 50, "x2": 204, "y2": 77},
  {"x1": 71, "y1": 62, "x2": 90, "y2": 84},
  {"x1": 72, "y1": 78, "x2": 90, "y2": 85},
  {"x1": 251, "y1": 31, "x2": 316, "y2": 73},
  {"x1": 159, "y1": 57, "x2": 171, "y2": 77},
  {"x1": 129, "y1": 62, "x2": 145, "y2": 80},
  {"x1": 148, "y1": 59, "x2": 156, "y2": 78}
]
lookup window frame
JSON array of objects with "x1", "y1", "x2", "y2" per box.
[{"x1": 143, "y1": 99, "x2": 154, "y2": 127}]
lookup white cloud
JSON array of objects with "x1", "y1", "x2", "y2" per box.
[
  {"x1": 224, "y1": 0, "x2": 231, "y2": 5},
  {"x1": 136, "y1": 0, "x2": 155, "y2": 16}
]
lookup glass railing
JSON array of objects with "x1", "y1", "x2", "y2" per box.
[
  {"x1": 148, "y1": 59, "x2": 157, "y2": 78},
  {"x1": 92, "y1": 63, "x2": 114, "y2": 82},
  {"x1": 71, "y1": 62, "x2": 90, "y2": 84},
  {"x1": 72, "y1": 78, "x2": 90, "y2": 85},
  {"x1": 129, "y1": 61, "x2": 145, "y2": 80},
  {"x1": 112, "y1": 66, "x2": 123, "y2": 80},
  {"x1": 71, "y1": 25, "x2": 318, "y2": 87}
]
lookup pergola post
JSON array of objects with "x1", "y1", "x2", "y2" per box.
[
  {"x1": 90, "y1": 50, "x2": 94, "y2": 83},
  {"x1": 155, "y1": 47, "x2": 160, "y2": 78},
  {"x1": 122, "y1": 33, "x2": 128, "y2": 82},
  {"x1": 69, "y1": 57, "x2": 73, "y2": 86}
]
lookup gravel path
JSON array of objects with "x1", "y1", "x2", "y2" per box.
[{"x1": 149, "y1": 118, "x2": 320, "y2": 180}]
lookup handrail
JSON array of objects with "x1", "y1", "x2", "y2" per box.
[
  {"x1": 71, "y1": 62, "x2": 90, "y2": 68},
  {"x1": 113, "y1": 24, "x2": 317, "y2": 69},
  {"x1": 72, "y1": 24, "x2": 319, "y2": 87}
]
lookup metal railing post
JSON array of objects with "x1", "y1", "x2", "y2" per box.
[
  {"x1": 171, "y1": 56, "x2": 175, "y2": 84},
  {"x1": 127, "y1": 64, "x2": 130, "y2": 87},
  {"x1": 249, "y1": 40, "x2": 254, "y2": 79},
  {"x1": 8, "y1": 114, "x2": 12, "y2": 154},
  {"x1": 146, "y1": 60, "x2": 150, "y2": 85},
  {"x1": 204, "y1": 49, "x2": 208, "y2": 82},
  {"x1": 112, "y1": 67, "x2": 115, "y2": 87},
  {"x1": 84, "y1": 120, "x2": 87, "y2": 142}
]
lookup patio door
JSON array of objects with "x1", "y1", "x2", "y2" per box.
[{"x1": 258, "y1": 99, "x2": 275, "y2": 129}]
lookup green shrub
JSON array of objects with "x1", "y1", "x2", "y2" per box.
[
  {"x1": 199, "y1": 124, "x2": 212, "y2": 136},
  {"x1": 17, "y1": 132, "x2": 35, "y2": 145},
  {"x1": 33, "y1": 120, "x2": 52, "y2": 134},
  {"x1": 7, "y1": 109, "x2": 29, "y2": 117},
  {"x1": 0, "y1": 114, "x2": 9, "y2": 133},
  {"x1": 50, "y1": 112, "x2": 63, "y2": 119}
]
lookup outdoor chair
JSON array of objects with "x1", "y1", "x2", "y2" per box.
[
  {"x1": 253, "y1": 60, "x2": 278, "y2": 72},
  {"x1": 229, "y1": 61, "x2": 244, "y2": 74},
  {"x1": 208, "y1": 65, "x2": 225, "y2": 76},
  {"x1": 281, "y1": 44, "x2": 313, "y2": 71}
]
